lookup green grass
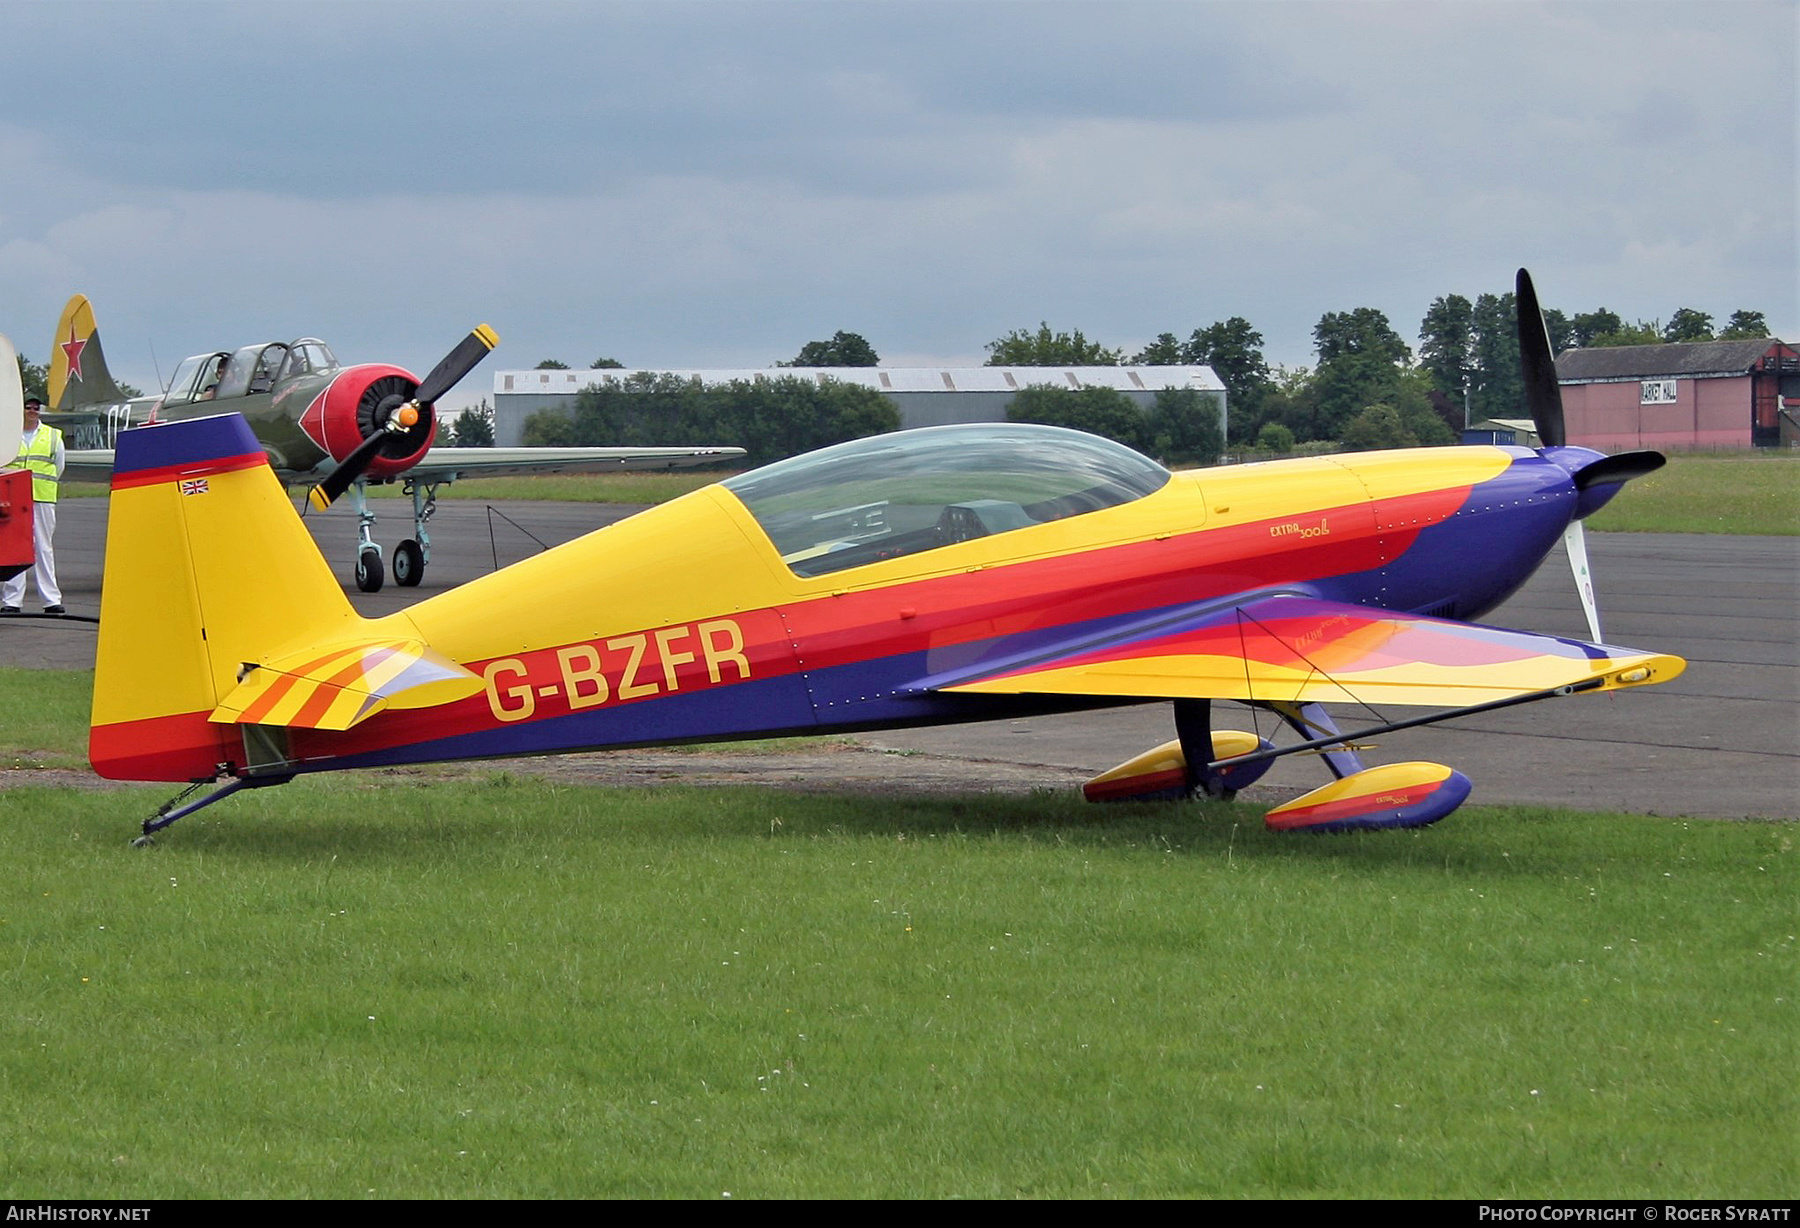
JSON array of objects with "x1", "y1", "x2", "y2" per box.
[
  {"x1": 0, "y1": 776, "x2": 1791, "y2": 1198},
  {"x1": 0, "y1": 668, "x2": 93, "y2": 769},
  {"x1": 1586, "y1": 453, "x2": 1798, "y2": 535}
]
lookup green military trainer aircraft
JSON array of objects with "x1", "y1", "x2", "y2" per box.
[{"x1": 46, "y1": 294, "x2": 743, "y2": 592}]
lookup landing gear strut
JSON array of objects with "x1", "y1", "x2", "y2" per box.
[
  {"x1": 352, "y1": 478, "x2": 384, "y2": 593},
  {"x1": 394, "y1": 476, "x2": 441, "y2": 587},
  {"x1": 345, "y1": 475, "x2": 445, "y2": 593}
]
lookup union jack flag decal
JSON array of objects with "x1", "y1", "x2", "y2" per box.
[{"x1": 179, "y1": 478, "x2": 210, "y2": 496}]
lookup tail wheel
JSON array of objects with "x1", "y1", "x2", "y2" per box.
[
  {"x1": 356, "y1": 547, "x2": 384, "y2": 593},
  {"x1": 394, "y1": 539, "x2": 425, "y2": 587}
]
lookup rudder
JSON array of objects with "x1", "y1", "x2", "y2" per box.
[{"x1": 90, "y1": 414, "x2": 361, "y2": 781}]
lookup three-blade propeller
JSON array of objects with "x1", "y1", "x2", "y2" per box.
[
  {"x1": 1514, "y1": 269, "x2": 1663, "y2": 645},
  {"x1": 306, "y1": 324, "x2": 500, "y2": 512}
]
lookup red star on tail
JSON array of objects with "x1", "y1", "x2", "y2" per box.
[{"x1": 61, "y1": 324, "x2": 87, "y2": 383}]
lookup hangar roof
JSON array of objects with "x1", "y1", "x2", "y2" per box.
[
  {"x1": 1555, "y1": 339, "x2": 1788, "y2": 383},
  {"x1": 495, "y1": 366, "x2": 1225, "y2": 395}
]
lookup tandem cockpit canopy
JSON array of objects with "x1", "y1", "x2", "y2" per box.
[
  {"x1": 722, "y1": 423, "x2": 1171, "y2": 577},
  {"x1": 163, "y1": 339, "x2": 338, "y2": 405}
]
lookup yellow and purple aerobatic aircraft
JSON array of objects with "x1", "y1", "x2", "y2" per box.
[{"x1": 91, "y1": 271, "x2": 1682, "y2": 843}]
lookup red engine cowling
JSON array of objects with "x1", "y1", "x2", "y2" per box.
[{"x1": 296, "y1": 363, "x2": 438, "y2": 479}]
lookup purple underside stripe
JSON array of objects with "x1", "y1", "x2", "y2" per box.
[
  {"x1": 299, "y1": 647, "x2": 1107, "y2": 774},
  {"x1": 113, "y1": 414, "x2": 263, "y2": 476},
  {"x1": 313, "y1": 672, "x2": 825, "y2": 771}
]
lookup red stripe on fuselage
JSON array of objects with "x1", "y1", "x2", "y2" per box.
[{"x1": 774, "y1": 485, "x2": 1472, "y2": 673}]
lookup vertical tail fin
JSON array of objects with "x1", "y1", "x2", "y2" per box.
[
  {"x1": 90, "y1": 414, "x2": 361, "y2": 781},
  {"x1": 49, "y1": 294, "x2": 128, "y2": 411}
]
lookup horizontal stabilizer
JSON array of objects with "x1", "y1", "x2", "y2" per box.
[
  {"x1": 211, "y1": 638, "x2": 483, "y2": 731},
  {"x1": 934, "y1": 594, "x2": 1684, "y2": 709}
]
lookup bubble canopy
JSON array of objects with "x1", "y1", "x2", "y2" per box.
[{"x1": 721, "y1": 424, "x2": 1171, "y2": 577}]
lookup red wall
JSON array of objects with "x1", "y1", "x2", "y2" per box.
[{"x1": 1563, "y1": 374, "x2": 1752, "y2": 450}]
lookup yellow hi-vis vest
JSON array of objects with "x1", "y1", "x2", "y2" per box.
[{"x1": 16, "y1": 425, "x2": 61, "y2": 504}]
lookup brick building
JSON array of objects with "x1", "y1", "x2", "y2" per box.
[{"x1": 1555, "y1": 339, "x2": 1799, "y2": 450}]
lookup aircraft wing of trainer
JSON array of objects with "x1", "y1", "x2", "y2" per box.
[
  {"x1": 89, "y1": 270, "x2": 1684, "y2": 844},
  {"x1": 45, "y1": 294, "x2": 744, "y2": 592}
]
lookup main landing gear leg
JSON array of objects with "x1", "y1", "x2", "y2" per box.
[
  {"x1": 352, "y1": 478, "x2": 384, "y2": 593},
  {"x1": 1175, "y1": 699, "x2": 1235, "y2": 800},
  {"x1": 1268, "y1": 701, "x2": 1369, "y2": 780},
  {"x1": 393, "y1": 477, "x2": 441, "y2": 588}
]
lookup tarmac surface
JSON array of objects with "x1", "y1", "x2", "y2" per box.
[{"x1": 7, "y1": 494, "x2": 1796, "y2": 819}]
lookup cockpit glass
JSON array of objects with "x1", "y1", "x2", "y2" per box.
[
  {"x1": 164, "y1": 354, "x2": 213, "y2": 404},
  {"x1": 250, "y1": 344, "x2": 287, "y2": 392},
  {"x1": 723, "y1": 424, "x2": 1170, "y2": 577},
  {"x1": 279, "y1": 340, "x2": 337, "y2": 381},
  {"x1": 213, "y1": 346, "x2": 264, "y2": 399}
]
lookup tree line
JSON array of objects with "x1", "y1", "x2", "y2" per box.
[
  {"x1": 518, "y1": 288, "x2": 1771, "y2": 459},
  {"x1": 16, "y1": 286, "x2": 1769, "y2": 465},
  {"x1": 520, "y1": 336, "x2": 1224, "y2": 467},
  {"x1": 521, "y1": 370, "x2": 898, "y2": 467},
  {"x1": 969, "y1": 291, "x2": 1772, "y2": 453}
]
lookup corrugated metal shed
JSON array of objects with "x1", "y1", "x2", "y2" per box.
[
  {"x1": 1461, "y1": 417, "x2": 1542, "y2": 447},
  {"x1": 493, "y1": 366, "x2": 1223, "y2": 395},
  {"x1": 490, "y1": 365, "x2": 1227, "y2": 446}
]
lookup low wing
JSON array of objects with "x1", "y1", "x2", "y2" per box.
[
  {"x1": 42, "y1": 410, "x2": 108, "y2": 429},
  {"x1": 63, "y1": 449, "x2": 117, "y2": 483},
  {"x1": 412, "y1": 445, "x2": 746, "y2": 481},
  {"x1": 926, "y1": 593, "x2": 1684, "y2": 708},
  {"x1": 58, "y1": 444, "x2": 747, "y2": 486}
]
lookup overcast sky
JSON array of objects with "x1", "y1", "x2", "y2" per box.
[{"x1": 2, "y1": 0, "x2": 1793, "y2": 415}]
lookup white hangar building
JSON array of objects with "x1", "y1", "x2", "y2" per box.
[{"x1": 488, "y1": 365, "x2": 1226, "y2": 448}]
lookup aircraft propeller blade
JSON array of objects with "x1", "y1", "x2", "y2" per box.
[
  {"x1": 1562, "y1": 520, "x2": 1604, "y2": 644},
  {"x1": 304, "y1": 324, "x2": 500, "y2": 512},
  {"x1": 306, "y1": 411, "x2": 413, "y2": 511},
  {"x1": 413, "y1": 324, "x2": 500, "y2": 408},
  {"x1": 1573, "y1": 449, "x2": 1666, "y2": 491},
  {"x1": 1515, "y1": 268, "x2": 1566, "y2": 449}
]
